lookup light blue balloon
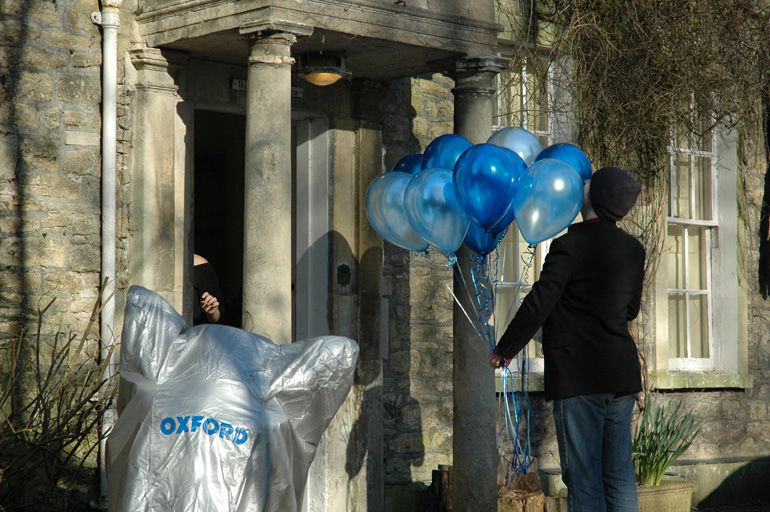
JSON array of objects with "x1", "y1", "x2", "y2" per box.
[
  {"x1": 513, "y1": 158, "x2": 584, "y2": 245},
  {"x1": 391, "y1": 153, "x2": 423, "y2": 175},
  {"x1": 404, "y1": 168, "x2": 470, "y2": 255},
  {"x1": 534, "y1": 143, "x2": 593, "y2": 181},
  {"x1": 422, "y1": 134, "x2": 473, "y2": 171},
  {"x1": 453, "y1": 143, "x2": 527, "y2": 230},
  {"x1": 487, "y1": 127, "x2": 543, "y2": 166},
  {"x1": 365, "y1": 171, "x2": 430, "y2": 252}
]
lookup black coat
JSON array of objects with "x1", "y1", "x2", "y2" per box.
[{"x1": 495, "y1": 219, "x2": 646, "y2": 401}]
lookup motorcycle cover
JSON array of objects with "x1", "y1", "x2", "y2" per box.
[{"x1": 107, "y1": 285, "x2": 358, "y2": 511}]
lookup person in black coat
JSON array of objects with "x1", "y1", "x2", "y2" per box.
[{"x1": 489, "y1": 166, "x2": 645, "y2": 512}]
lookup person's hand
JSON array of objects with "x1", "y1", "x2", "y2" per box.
[
  {"x1": 488, "y1": 349, "x2": 505, "y2": 369},
  {"x1": 201, "y1": 292, "x2": 221, "y2": 323}
]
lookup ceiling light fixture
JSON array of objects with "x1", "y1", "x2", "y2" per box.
[{"x1": 299, "y1": 52, "x2": 351, "y2": 86}]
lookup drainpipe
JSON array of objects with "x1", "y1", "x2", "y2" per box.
[{"x1": 91, "y1": 0, "x2": 121, "y2": 507}]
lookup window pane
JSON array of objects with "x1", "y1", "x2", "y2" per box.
[
  {"x1": 689, "y1": 294, "x2": 710, "y2": 358},
  {"x1": 695, "y1": 112, "x2": 713, "y2": 152},
  {"x1": 667, "y1": 224, "x2": 685, "y2": 289},
  {"x1": 673, "y1": 122, "x2": 688, "y2": 149},
  {"x1": 695, "y1": 156, "x2": 712, "y2": 220},
  {"x1": 687, "y1": 227, "x2": 707, "y2": 290},
  {"x1": 527, "y1": 59, "x2": 549, "y2": 133},
  {"x1": 668, "y1": 293, "x2": 686, "y2": 358},
  {"x1": 497, "y1": 58, "x2": 523, "y2": 127},
  {"x1": 671, "y1": 153, "x2": 691, "y2": 218}
]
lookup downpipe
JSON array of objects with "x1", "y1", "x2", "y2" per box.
[{"x1": 90, "y1": 1, "x2": 121, "y2": 508}]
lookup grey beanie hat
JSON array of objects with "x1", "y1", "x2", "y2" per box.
[{"x1": 589, "y1": 166, "x2": 641, "y2": 221}]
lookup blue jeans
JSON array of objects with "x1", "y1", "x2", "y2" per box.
[{"x1": 553, "y1": 393, "x2": 639, "y2": 512}]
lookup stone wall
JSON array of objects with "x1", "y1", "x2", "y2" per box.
[
  {"x1": 0, "y1": 0, "x2": 130, "y2": 341},
  {"x1": 380, "y1": 74, "x2": 457, "y2": 488}
]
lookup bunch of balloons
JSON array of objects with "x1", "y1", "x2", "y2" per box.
[{"x1": 365, "y1": 127, "x2": 593, "y2": 261}]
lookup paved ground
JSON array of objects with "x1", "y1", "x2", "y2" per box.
[{"x1": 696, "y1": 503, "x2": 770, "y2": 511}]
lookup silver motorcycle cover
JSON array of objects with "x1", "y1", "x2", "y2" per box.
[{"x1": 107, "y1": 285, "x2": 358, "y2": 512}]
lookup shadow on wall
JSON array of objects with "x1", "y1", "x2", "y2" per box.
[
  {"x1": 697, "y1": 457, "x2": 770, "y2": 509},
  {"x1": 3, "y1": 0, "x2": 28, "y2": 348}
]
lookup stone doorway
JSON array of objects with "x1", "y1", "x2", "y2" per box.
[{"x1": 193, "y1": 109, "x2": 245, "y2": 327}]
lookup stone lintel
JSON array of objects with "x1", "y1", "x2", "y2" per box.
[
  {"x1": 239, "y1": 7, "x2": 313, "y2": 38},
  {"x1": 137, "y1": 0, "x2": 501, "y2": 56}
]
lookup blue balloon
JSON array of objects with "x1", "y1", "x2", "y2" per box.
[
  {"x1": 489, "y1": 203, "x2": 517, "y2": 236},
  {"x1": 404, "y1": 168, "x2": 470, "y2": 255},
  {"x1": 422, "y1": 134, "x2": 473, "y2": 171},
  {"x1": 513, "y1": 158, "x2": 584, "y2": 245},
  {"x1": 534, "y1": 143, "x2": 593, "y2": 181},
  {"x1": 391, "y1": 153, "x2": 423, "y2": 175},
  {"x1": 464, "y1": 220, "x2": 502, "y2": 257},
  {"x1": 365, "y1": 171, "x2": 430, "y2": 252},
  {"x1": 453, "y1": 143, "x2": 526, "y2": 230},
  {"x1": 487, "y1": 127, "x2": 543, "y2": 166}
]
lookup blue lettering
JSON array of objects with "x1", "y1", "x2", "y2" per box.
[
  {"x1": 234, "y1": 428, "x2": 248, "y2": 445},
  {"x1": 159, "y1": 415, "x2": 248, "y2": 445},
  {"x1": 219, "y1": 422, "x2": 234, "y2": 440},
  {"x1": 176, "y1": 416, "x2": 191, "y2": 433},
  {"x1": 203, "y1": 418, "x2": 219, "y2": 435},
  {"x1": 160, "y1": 417, "x2": 175, "y2": 435}
]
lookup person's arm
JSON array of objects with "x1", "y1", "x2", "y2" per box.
[
  {"x1": 626, "y1": 246, "x2": 646, "y2": 321},
  {"x1": 489, "y1": 239, "x2": 572, "y2": 366}
]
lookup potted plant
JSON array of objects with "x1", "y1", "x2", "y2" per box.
[{"x1": 633, "y1": 392, "x2": 701, "y2": 512}]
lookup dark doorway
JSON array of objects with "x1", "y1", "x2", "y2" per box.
[{"x1": 194, "y1": 109, "x2": 245, "y2": 328}]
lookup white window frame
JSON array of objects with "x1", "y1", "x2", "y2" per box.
[
  {"x1": 666, "y1": 125, "x2": 718, "y2": 372},
  {"x1": 652, "y1": 123, "x2": 752, "y2": 389},
  {"x1": 493, "y1": 54, "x2": 569, "y2": 382}
]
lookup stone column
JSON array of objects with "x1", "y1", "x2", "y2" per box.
[
  {"x1": 128, "y1": 48, "x2": 183, "y2": 309},
  {"x1": 239, "y1": 19, "x2": 311, "y2": 342},
  {"x1": 451, "y1": 55, "x2": 510, "y2": 512}
]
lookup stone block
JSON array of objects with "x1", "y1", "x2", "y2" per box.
[
  {"x1": 0, "y1": 133, "x2": 18, "y2": 179},
  {"x1": 65, "y1": 6, "x2": 101, "y2": 33},
  {"x1": 26, "y1": 0, "x2": 60, "y2": 24},
  {"x1": 390, "y1": 432, "x2": 424, "y2": 454},
  {"x1": 24, "y1": 173, "x2": 81, "y2": 200},
  {"x1": 1, "y1": 0, "x2": 25, "y2": 15},
  {"x1": 63, "y1": 109, "x2": 99, "y2": 130},
  {"x1": 20, "y1": 43, "x2": 69, "y2": 70},
  {"x1": 12, "y1": 103, "x2": 41, "y2": 131},
  {"x1": 62, "y1": 147, "x2": 100, "y2": 176},
  {"x1": 0, "y1": 18, "x2": 42, "y2": 41},
  {"x1": 17, "y1": 71, "x2": 54, "y2": 103},
  {"x1": 21, "y1": 137, "x2": 59, "y2": 169},
  {"x1": 25, "y1": 236, "x2": 67, "y2": 268},
  {"x1": 43, "y1": 28, "x2": 94, "y2": 52},
  {"x1": 56, "y1": 72, "x2": 101, "y2": 106},
  {"x1": 72, "y1": 51, "x2": 101, "y2": 68}
]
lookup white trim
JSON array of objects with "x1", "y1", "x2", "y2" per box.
[{"x1": 294, "y1": 117, "x2": 330, "y2": 340}]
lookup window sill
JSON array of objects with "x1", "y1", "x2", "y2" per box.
[
  {"x1": 649, "y1": 370, "x2": 754, "y2": 390},
  {"x1": 495, "y1": 370, "x2": 755, "y2": 393}
]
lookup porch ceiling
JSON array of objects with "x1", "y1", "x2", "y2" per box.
[{"x1": 136, "y1": 1, "x2": 503, "y2": 82}]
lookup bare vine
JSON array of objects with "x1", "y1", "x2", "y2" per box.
[{"x1": 498, "y1": 0, "x2": 770, "y2": 293}]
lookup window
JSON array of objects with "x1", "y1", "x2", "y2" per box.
[
  {"x1": 666, "y1": 115, "x2": 716, "y2": 371},
  {"x1": 493, "y1": 56, "x2": 555, "y2": 377},
  {"x1": 651, "y1": 113, "x2": 752, "y2": 389}
]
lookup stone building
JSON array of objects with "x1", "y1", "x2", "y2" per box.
[{"x1": 1, "y1": 0, "x2": 770, "y2": 510}]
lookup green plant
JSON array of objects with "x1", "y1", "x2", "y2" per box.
[{"x1": 632, "y1": 393, "x2": 701, "y2": 487}]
